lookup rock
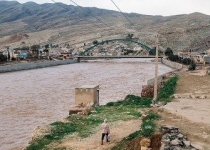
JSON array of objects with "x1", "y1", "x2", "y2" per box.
[
  {"x1": 161, "y1": 139, "x2": 170, "y2": 145},
  {"x1": 170, "y1": 138, "x2": 180, "y2": 146},
  {"x1": 190, "y1": 95, "x2": 196, "y2": 99},
  {"x1": 183, "y1": 140, "x2": 191, "y2": 147},
  {"x1": 159, "y1": 142, "x2": 165, "y2": 150},
  {"x1": 161, "y1": 125, "x2": 179, "y2": 133},
  {"x1": 141, "y1": 146, "x2": 151, "y2": 150},
  {"x1": 140, "y1": 138, "x2": 151, "y2": 147},
  {"x1": 141, "y1": 85, "x2": 154, "y2": 98},
  {"x1": 177, "y1": 133, "x2": 184, "y2": 139},
  {"x1": 173, "y1": 147, "x2": 182, "y2": 150},
  {"x1": 191, "y1": 143, "x2": 204, "y2": 150},
  {"x1": 200, "y1": 95, "x2": 206, "y2": 99}
]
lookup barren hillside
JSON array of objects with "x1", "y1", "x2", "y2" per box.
[{"x1": 1, "y1": 1, "x2": 210, "y2": 52}]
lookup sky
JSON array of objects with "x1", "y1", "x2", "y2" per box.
[{"x1": 5, "y1": 0, "x2": 210, "y2": 16}]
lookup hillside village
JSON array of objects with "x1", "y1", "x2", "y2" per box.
[{"x1": 1, "y1": 34, "x2": 210, "y2": 67}]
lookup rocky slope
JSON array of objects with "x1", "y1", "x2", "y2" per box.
[{"x1": 1, "y1": 1, "x2": 210, "y2": 52}]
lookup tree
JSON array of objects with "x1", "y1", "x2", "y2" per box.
[
  {"x1": 0, "y1": 53, "x2": 7, "y2": 62},
  {"x1": 31, "y1": 45, "x2": 40, "y2": 57},
  {"x1": 44, "y1": 44, "x2": 49, "y2": 49},
  {"x1": 188, "y1": 61, "x2": 196, "y2": 70},
  {"x1": 165, "y1": 47, "x2": 173, "y2": 57},
  {"x1": 168, "y1": 55, "x2": 180, "y2": 62},
  {"x1": 126, "y1": 33, "x2": 134, "y2": 39},
  {"x1": 182, "y1": 58, "x2": 192, "y2": 65},
  {"x1": 92, "y1": 40, "x2": 98, "y2": 45}
]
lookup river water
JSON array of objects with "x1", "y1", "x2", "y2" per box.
[{"x1": 0, "y1": 59, "x2": 173, "y2": 150}]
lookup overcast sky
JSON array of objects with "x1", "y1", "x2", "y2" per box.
[{"x1": 7, "y1": 0, "x2": 210, "y2": 16}]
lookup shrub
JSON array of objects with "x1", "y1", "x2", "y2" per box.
[
  {"x1": 106, "y1": 95, "x2": 152, "y2": 107},
  {"x1": 92, "y1": 40, "x2": 98, "y2": 45},
  {"x1": 182, "y1": 58, "x2": 192, "y2": 65},
  {"x1": 123, "y1": 130, "x2": 141, "y2": 141},
  {"x1": 146, "y1": 112, "x2": 161, "y2": 120},
  {"x1": 188, "y1": 61, "x2": 196, "y2": 70},
  {"x1": 141, "y1": 119, "x2": 156, "y2": 137},
  {"x1": 157, "y1": 75, "x2": 178, "y2": 103},
  {"x1": 165, "y1": 47, "x2": 173, "y2": 57}
]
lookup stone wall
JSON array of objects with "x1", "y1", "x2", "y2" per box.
[
  {"x1": 75, "y1": 85, "x2": 99, "y2": 106},
  {"x1": 146, "y1": 58, "x2": 182, "y2": 86},
  {"x1": 0, "y1": 59, "x2": 78, "y2": 73},
  {"x1": 161, "y1": 58, "x2": 183, "y2": 70}
]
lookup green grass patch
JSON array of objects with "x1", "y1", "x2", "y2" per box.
[
  {"x1": 111, "y1": 111, "x2": 161, "y2": 150},
  {"x1": 140, "y1": 119, "x2": 156, "y2": 137},
  {"x1": 145, "y1": 111, "x2": 161, "y2": 120},
  {"x1": 106, "y1": 95, "x2": 152, "y2": 107},
  {"x1": 123, "y1": 130, "x2": 141, "y2": 141},
  {"x1": 157, "y1": 75, "x2": 178, "y2": 103}
]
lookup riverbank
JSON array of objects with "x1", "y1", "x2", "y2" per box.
[
  {"x1": 24, "y1": 75, "x2": 177, "y2": 150},
  {"x1": 25, "y1": 67, "x2": 210, "y2": 150},
  {"x1": 0, "y1": 57, "x2": 180, "y2": 74},
  {"x1": 0, "y1": 59, "x2": 78, "y2": 73}
]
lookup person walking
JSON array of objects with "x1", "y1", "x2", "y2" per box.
[{"x1": 101, "y1": 119, "x2": 110, "y2": 145}]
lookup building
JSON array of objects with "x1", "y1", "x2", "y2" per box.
[{"x1": 75, "y1": 85, "x2": 99, "y2": 106}]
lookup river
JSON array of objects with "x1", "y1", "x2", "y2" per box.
[{"x1": 0, "y1": 59, "x2": 173, "y2": 150}]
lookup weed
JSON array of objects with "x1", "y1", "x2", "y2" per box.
[
  {"x1": 146, "y1": 111, "x2": 161, "y2": 120},
  {"x1": 157, "y1": 75, "x2": 178, "y2": 103}
]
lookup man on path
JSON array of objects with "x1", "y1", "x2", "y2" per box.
[{"x1": 101, "y1": 119, "x2": 110, "y2": 145}]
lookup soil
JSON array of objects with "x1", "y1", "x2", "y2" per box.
[{"x1": 47, "y1": 120, "x2": 142, "y2": 150}]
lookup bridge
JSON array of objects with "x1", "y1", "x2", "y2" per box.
[
  {"x1": 80, "y1": 38, "x2": 156, "y2": 56},
  {"x1": 76, "y1": 55, "x2": 163, "y2": 62}
]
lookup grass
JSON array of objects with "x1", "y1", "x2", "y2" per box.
[
  {"x1": 26, "y1": 95, "x2": 152, "y2": 150},
  {"x1": 157, "y1": 75, "x2": 179, "y2": 104},
  {"x1": 111, "y1": 111, "x2": 161, "y2": 150}
]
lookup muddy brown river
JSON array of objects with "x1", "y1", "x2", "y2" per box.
[{"x1": 0, "y1": 59, "x2": 173, "y2": 150}]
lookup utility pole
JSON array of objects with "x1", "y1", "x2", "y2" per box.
[{"x1": 153, "y1": 34, "x2": 159, "y2": 104}]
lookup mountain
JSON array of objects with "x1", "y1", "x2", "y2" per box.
[{"x1": 1, "y1": 1, "x2": 210, "y2": 53}]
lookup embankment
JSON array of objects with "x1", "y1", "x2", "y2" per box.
[
  {"x1": 0, "y1": 59, "x2": 78, "y2": 73},
  {"x1": 147, "y1": 58, "x2": 182, "y2": 85}
]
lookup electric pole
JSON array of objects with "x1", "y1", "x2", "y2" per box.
[{"x1": 153, "y1": 34, "x2": 159, "y2": 104}]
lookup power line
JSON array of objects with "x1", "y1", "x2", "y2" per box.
[
  {"x1": 110, "y1": 0, "x2": 139, "y2": 32},
  {"x1": 68, "y1": 0, "x2": 114, "y2": 29}
]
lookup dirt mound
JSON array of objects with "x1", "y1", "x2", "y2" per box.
[{"x1": 2, "y1": 33, "x2": 29, "y2": 44}]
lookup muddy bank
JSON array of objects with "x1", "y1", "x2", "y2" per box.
[{"x1": 0, "y1": 59, "x2": 78, "y2": 73}]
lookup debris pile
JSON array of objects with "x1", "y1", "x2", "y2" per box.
[{"x1": 160, "y1": 125, "x2": 204, "y2": 150}]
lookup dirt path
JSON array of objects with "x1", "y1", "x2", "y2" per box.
[
  {"x1": 157, "y1": 108, "x2": 210, "y2": 150},
  {"x1": 158, "y1": 69, "x2": 210, "y2": 150},
  {"x1": 49, "y1": 119, "x2": 142, "y2": 150}
]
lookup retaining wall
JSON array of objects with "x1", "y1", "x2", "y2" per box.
[
  {"x1": 146, "y1": 58, "x2": 182, "y2": 85},
  {"x1": 0, "y1": 59, "x2": 78, "y2": 73},
  {"x1": 161, "y1": 58, "x2": 183, "y2": 70}
]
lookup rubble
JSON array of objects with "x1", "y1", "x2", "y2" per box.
[{"x1": 160, "y1": 125, "x2": 204, "y2": 150}]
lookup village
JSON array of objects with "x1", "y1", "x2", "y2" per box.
[{"x1": 1, "y1": 37, "x2": 210, "y2": 67}]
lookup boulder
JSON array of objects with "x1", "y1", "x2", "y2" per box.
[{"x1": 191, "y1": 143, "x2": 204, "y2": 150}]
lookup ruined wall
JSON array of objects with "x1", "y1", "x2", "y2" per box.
[{"x1": 75, "y1": 85, "x2": 99, "y2": 106}]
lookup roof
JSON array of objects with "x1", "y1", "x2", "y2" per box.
[{"x1": 79, "y1": 85, "x2": 99, "y2": 89}]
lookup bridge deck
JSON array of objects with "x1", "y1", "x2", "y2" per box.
[{"x1": 76, "y1": 56, "x2": 163, "y2": 59}]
